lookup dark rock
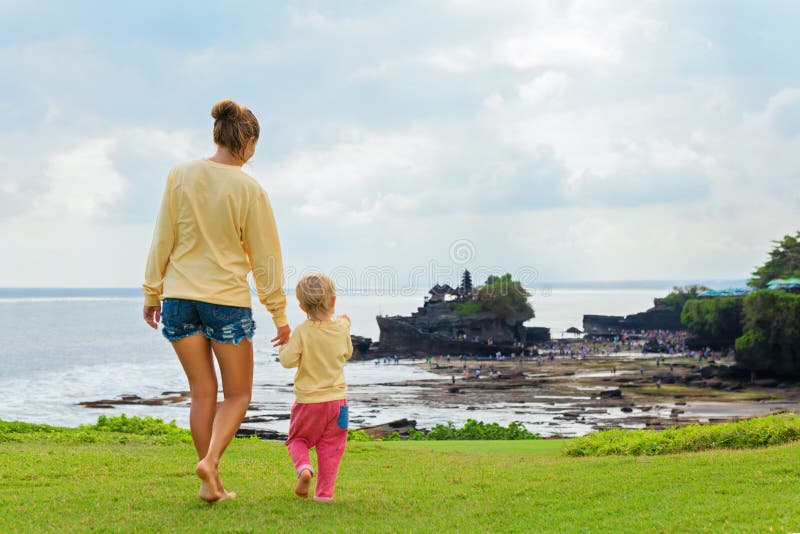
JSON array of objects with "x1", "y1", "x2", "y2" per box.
[
  {"x1": 358, "y1": 419, "x2": 417, "y2": 439},
  {"x1": 583, "y1": 300, "x2": 684, "y2": 336},
  {"x1": 599, "y1": 389, "x2": 622, "y2": 399},
  {"x1": 350, "y1": 335, "x2": 373, "y2": 358},
  {"x1": 700, "y1": 366, "x2": 719, "y2": 379},
  {"x1": 236, "y1": 427, "x2": 287, "y2": 441},
  {"x1": 448, "y1": 387, "x2": 460, "y2": 393},
  {"x1": 620, "y1": 406, "x2": 633, "y2": 413},
  {"x1": 80, "y1": 393, "x2": 189, "y2": 408},
  {"x1": 242, "y1": 416, "x2": 272, "y2": 423},
  {"x1": 754, "y1": 379, "x2": 779, "y2": 388},
  {"x1": 376, "y1": 281, "x2": 548, "y2": 355}
]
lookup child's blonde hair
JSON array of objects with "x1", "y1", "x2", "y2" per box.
[{"x1": 296, "y1": 273, "x2": 336, "y2": 316}]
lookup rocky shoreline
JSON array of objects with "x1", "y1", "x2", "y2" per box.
[
  {"x1": 389, "y1": 353, "x2": 800, "y2": 434},
  {"x1": 78, "y1": 352, "x2": 800, "y2": 439}
]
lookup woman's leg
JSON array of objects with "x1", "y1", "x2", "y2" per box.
[
  {"x1": 171, "y1": 333, "x2": 216, "y2": 459},
  {"x1": 195, "y1": 338, "x2": 254, "y2": 500},
  {"x1": 172, "y1": 333, "x2": 229, "y2": 502}
]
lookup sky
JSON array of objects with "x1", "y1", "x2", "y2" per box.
[{"x1": 1, "y1": 1, "x2": 799, "y2": 290}]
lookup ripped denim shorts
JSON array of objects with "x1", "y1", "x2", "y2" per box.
[{"x1": 160, "y1": 298, "x2": 255, "y2": 346}]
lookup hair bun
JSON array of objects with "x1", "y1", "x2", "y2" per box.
[{"x1": 211, "y1": 99, "x2": 242, "y2": 121}]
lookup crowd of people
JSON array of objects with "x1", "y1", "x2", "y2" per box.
[{"x1": 370, "y1": 329, "x2": 722, "y2": 368}]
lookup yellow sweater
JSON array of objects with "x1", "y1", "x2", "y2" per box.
[
  {"x1": 142, "y1": 159, "x2": 288, "y2": 328},
  {"x1": 279, "y1": 317, "x2": 353, "y2": 403}
]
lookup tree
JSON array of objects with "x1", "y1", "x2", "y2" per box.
[
  {"x1": 476, "y1": 273, "x2": 534, "y2": 321},
  {"x1": 735, "y1": 290, "x2": 800, "y2": 375},
  {"x1": 681, "y1": 297, "x2": 744, "y2": 349},
  {"x1": 460, "y1": 269, "x2": 473, "y2": 296},
  {"x1": 749, "y1": 231, "x2": 800, "y2": 289},
  {"x1": 658, "y1": 285, "x2": 709, "y2": 313}
]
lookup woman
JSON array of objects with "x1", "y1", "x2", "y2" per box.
[{"x1": 142, "y1": 99, "x2": 290, "y2": 502}]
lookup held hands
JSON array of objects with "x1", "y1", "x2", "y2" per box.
[
  {"x1": 271, "y1": 324, "x2": 291, "y2": 347},
  {"x1": 143, "y1": 305, "x2": 161, "y2": 329}
]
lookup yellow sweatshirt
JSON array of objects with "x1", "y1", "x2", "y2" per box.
[
  {"x1": 142, "y1": 159, "x2": 288, "y2": 328},
  {"x1": 279, "y1": 317, "x2": 353, "y2": 403}
]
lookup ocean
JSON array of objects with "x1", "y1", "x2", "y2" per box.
[{"x1": 0, "y1": 282, "x2": 742, "y2": 436}]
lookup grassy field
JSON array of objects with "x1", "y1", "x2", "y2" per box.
[{"x1": 2, "y1": 435, "x2": 800, "y2": 532}]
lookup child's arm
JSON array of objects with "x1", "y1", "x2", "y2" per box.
[
  {"x1": 278, "y1": 331, "x2": 302, "y2": 368},
  {"x1": 341, "y1": 315, "x2": 354, "y2": 361}
]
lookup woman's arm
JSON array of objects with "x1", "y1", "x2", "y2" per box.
[
  {"x1": 242, "y1": 189, "x2": 288, "y2": 329},
  {"x1": 142, "y1": 171, "x2": 176, "y2": 322}
]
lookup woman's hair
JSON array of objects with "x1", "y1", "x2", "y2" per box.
[
  {"x1": 211, "y1": 99, "x2": 260, "y2": 160},
  {"x1": 296, "y1": 273, "x2": 337, "y2": 316}
]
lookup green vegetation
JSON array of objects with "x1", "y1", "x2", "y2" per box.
[
  {"x1": 476, "y1": 273, "x2": 534, "y2": 320},
  {"x1": 658, "y1": 284, "x2": 708, "y2": 313},
  {"x1": 3, "y1": 422, "x2": 800, "y2": 532},
  {"x1": 348, "y1": 420, "x2": 538, "y2": 442},
  {"x1": 680, "y1": 296, "x2": 743, "y2": 349},
  {"x1": 407, "y1": 419, "x2": 539, "y2": 440},
  {"x1": 0, "y1": 415, "x2": 192, "y2": 445},
  {"x1": 749, "y1": 230, "x2": 800, "y2": 288},
  {"x1": 453, "y1": 300, "x2": 483, "y2": 314},
  {"x1": 735, "y1": 289, "x2": 800, "y2": 375},
  {"x1": 346, "y1": 429, "x2": 373, "y2": 442},
  {"x1": 564, "y1": 413, "x2": 800, "y2": 457}
]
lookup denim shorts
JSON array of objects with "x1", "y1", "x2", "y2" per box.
[{"x1": 160, "y1": 298, "x2": 255, "y2": 345}]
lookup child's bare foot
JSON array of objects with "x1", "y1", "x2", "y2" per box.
[
  {"x1": 295, "y1": 469, "x2": 312, "y2": 498},
  {"x1": 196, "y1": 459, "x2": 235, "y2": 503}
]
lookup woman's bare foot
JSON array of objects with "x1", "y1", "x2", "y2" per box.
[
  {"x1": 295, "y1": 469, "x2": 312, "y2": 498},
  {"x1": 196, "y1": 459, "x2": 235, "y2": 503}
]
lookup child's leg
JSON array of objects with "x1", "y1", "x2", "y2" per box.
[
  {"x1": 285, "y1": 402, "x2": 322, "y2": 477},
  {"x1": 314, "y1": 401, "x2": 348, "y2": 501}
]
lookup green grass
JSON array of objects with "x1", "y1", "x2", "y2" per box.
[
  {"x1": 3, "y1": 429, "x2": 800, "y2": 531},
  {"x1": 565, "y1": 413, "x2": 800, "y2": 456}
]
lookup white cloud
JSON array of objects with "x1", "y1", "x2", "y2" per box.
[
  {"x1": 517, "y1": 71, "x2": 569, "y2": 103},
  {"x1": 261, "y1": 129, "x2": 441, "y2": 216},
  {"x1": 763, "y1": 88, "x2": 800, "y2": 138},
  {"x1": 32, "y1": 139, "x2": 127, "y2": 219}
]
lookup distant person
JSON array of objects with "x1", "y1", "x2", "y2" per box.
[
  {"x1": 142, "y1": 99, "x2": 289, "y2": 503},
  {"x1": 279, "y1": 273, "x2": 353, "y2": 502}
]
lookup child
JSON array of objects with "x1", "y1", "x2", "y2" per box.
[{"x1": 279, "y1": 273, "x2": 353, "y2": 502}]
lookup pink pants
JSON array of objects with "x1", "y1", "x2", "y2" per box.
[{"x1": 285, "y1": 399, "x2": 348, "y2": 501}]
